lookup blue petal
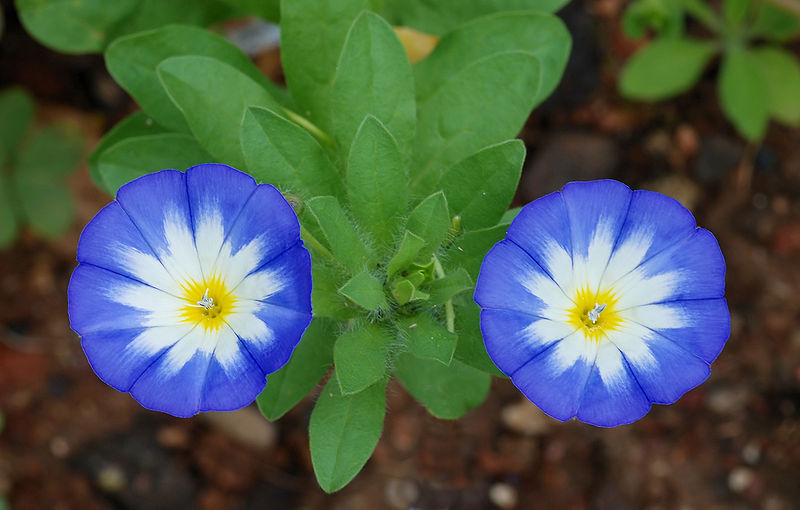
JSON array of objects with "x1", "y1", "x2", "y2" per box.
[
  {"x1": 185, "y1": 164, "x2": 258, "y2": 275},
  {"x1": 129, "y1": 335, "x2": 210, "y2": 418},
  {"x1": 625, "y1": 298, "x2": 730, "y2": 364},
  {"x1": 234, "y1": 243, "x2": 312, "y2": 312},
  {"x1": 68, "y1": 264, "x2": 179, "y2": 334},
  {"x1": 560, "y1": 180, "x2": 633, "y2": 288},
  {"x1": 80, "y1": 326, "x2": 175, "y2": 392},
  {"x1": 115, "y1": 169, "x2": 204, "y2": 284},
  {"x1": 505, "y1": 191, "x2": 573, "y2": 289},
  {"x1": 511, "y1": 332, "x2": 595, "y2": 421},
  {"x1": 76, "y1": 201, "x2": 170, "y2": 286},
  {"x1": 219, "y1": 182, "x2": 301, "y2": 269},
  {"x1": 226, "y1": 302, "x2": 312, "y2": 375},
  {"x1": 611, "y1": 324, "x2": 711, "y2": 405},
  {"x1": 481, "y1": 309, "x2": 575, "y2": 375},
  {"x1": 200, "y1": 327, "x2": 268, "y2": 412},
  {"x1": 474, "y1": 240, "x2": 571, "y2": 317},
  {"x1": 614, "y1": 228, "x2": 726, "y2": 307},
  {"x1": 575, "y1": 342, "x2": 651, "y2": 427}
]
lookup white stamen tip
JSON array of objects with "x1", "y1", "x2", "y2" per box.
[
  {"x1": 587, "y1": 303, "x2": 606, "y2": 324},
  {"x1": 195, "y1": 288, "x2": 215, "y2": 310}
]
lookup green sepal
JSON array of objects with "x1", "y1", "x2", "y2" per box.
[
  {"x1": 391, "y1": 279, "x2": 429, "y2": 305},
  {"x1": 338, "y1": 270, "x2": 388, "y2": 311},
  {"x1": 386, "y1": 230, "x2": 426, "y2": 278}
]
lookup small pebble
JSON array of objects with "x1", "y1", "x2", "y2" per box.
[
  {"x1": 742, "y1": 442, "x2": 761, "y2": 464},
  {"x1": 728, "y1": 467, "x2": 755, "y2": 493},
  {"x1": 96, "y1": 463, "x2": 127, "y2": 493},
  {"x1": 384, "y1": 478, "x2": 419, "y2": 509},
  {"x1": 49, "y1": 436, "x2": 70, "y2": 458},
  {"x1": 201, "y1": 407, "x2": 276, "y2": 450},
  {"x1": 489, "y1": 482, "x2": 518, "y2": 509},
  {"x1": 501, "y1": 399, "x2": 551, "y2": 436}
]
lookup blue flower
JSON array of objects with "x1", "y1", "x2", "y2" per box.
[
  {"x1": 68, "y1": 164, "x2": 312, "y2": 417},
  {"x1": 474, "y1": 180, "x2": 729, "y2": 427}
]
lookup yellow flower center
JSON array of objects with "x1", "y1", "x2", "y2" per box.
[
  {"x1": 179, "y1": 274, "x2": 237, "y2": 333},
  {"x1": 566, "y1": 285, "x2": 622, "y2": 342}
]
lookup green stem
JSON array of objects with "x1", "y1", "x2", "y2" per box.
[
  {"x1": 300, "y1": 224, "x2": 335, "y2": 263},
  {"x1": 283, "y1": 108, "x2": 336, "y2": 149},
  {"x1": 682, "y1": 0, "x2": 723, "y2": 33},
  {"x1": 432, "y1": 255, "x2": 456, "y2": 333}
]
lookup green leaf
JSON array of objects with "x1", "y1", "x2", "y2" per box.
[
  {"x1": 500, "y1": 207, "x2": 521, "y2": 224},
  {"x1": 112, "y1": 0, "x2": 235, "y2": 41},
  {"x1": 0, "y1": 87, "x2": 35, "y2": 168},
  {"x1": 438, "y1": 140, "x2": 524, "y2": 231},
  {"x1": 382, "y1": 0, "x2": 569, "y2": 36},
  {"x1": 411, "y1": 52, "x2": 540, "y2": 194},
  {"x1": 427, "y1": 268, "x2": 473, "y2": 305},
  {"x1": 311, "y1": 262, "x2": 358, "y2": 319},
  {"x1": 753, "y1": 46, "x2": 800, "y2": 126},
  {"x1": 621, "y1": 0, "x2": 684, "y2": 39},
  {"x1": 106, "y1": 25, "x2": 289, "y2": 132},
  {"x1": 16, "y1": 0, "x2": 137, "y2": 53},
  {"x1": 97, "y1": 133, "x2": 213, "y2": 194},
  {"x1": 334, "y1": 323, "x2": 392, "y2": 395},
  {"x1": 0, "y1": 175, "x2": 18, "y2": 249},
  {"x1": 17, "y1": 127, "x2": 83, "y2": 177},
  {"x1": 719, "y1": 48, "x2": 769, "y2": 141},
  {"x1": 221, "y1": 0, "x2": 281, "y2": 21},
  {"x1": 410, "y1": 11, "x2": 568, "y2": 193},
  {"x1": 752, "y1": 4, "x2": 800, "y2": 41},
  {"x1": 88, "y1": 111, "x2": 170, "y2": 193},
  {"x1": 723, "y1": 0, "x2": 752, "y2": 26},
  {"x1": 619, "y1": 37, "x2": 717, "y2": 100},
  {"x1": 257, "y1": 318, "x2": 335, "y2": 420},
  {"x1": 13, "y1": 127, "x2": 82, "y2": 238},
  {"x1": 346, "y1": 116, "x2": 407, "y2": 248},
  {"x1": 281, "y1": 0, "x2": 377, "y2": 131},
  {"x1": 397, "y1": 314, "x2": 456, "y2": 365},
  {"x1": 338, "y1": 270, "x2": 388, "y2": 311},
  {"x1": 387, "y1": 230, "x2": 426, "y2": 278},
  {"x1": 332, "y1": 11, "x2": 416, "y2": 157},
  {"x1": 415, "y1": 12, "x2": 569, "y2": 107},
  {"x1": 452, "y1": 299, "x2": 505, "y2": 376},
  {"x1": 157, "y1": 55, "x2": 284, "y2": 168},
  {"x1": 443, "y1": 223, "x2": 509, "y2": 280},
  {"x1": 304, "y1": 196, "x2": 373, "y2": 274},
  {"x1": 14, "y1": 174, "x2": 74, "y2": 238},
  {"x1": 310, "y1": 374, "x2": 386, "y2": 493},
  {"x1": 406, "y1": 191, "x2": 450, "y2": 260},
  {"x1": 394, "y1": 352, "x2": 490, "y2": 419},
  {"x1": 241, "y1": 106, "x2": 344, "y2": 197}
]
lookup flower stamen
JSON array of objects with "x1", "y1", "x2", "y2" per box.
[{"x1": 587, "y1": 302, "x2": 606, "y2": 324}]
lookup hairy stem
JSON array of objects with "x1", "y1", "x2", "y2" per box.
[{"x1": 432, "y1": 255, "x2": 456, "y2": 333}]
